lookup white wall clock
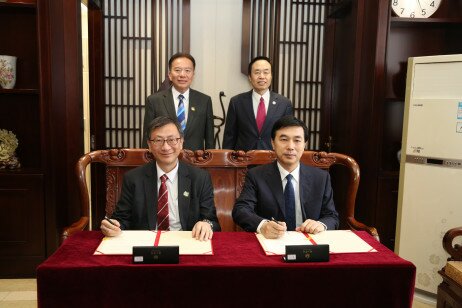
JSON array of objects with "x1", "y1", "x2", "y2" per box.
[{"x1": 391, "y1": 0, "x2": 443, "y2": 18}]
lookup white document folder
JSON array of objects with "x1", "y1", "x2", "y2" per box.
[
  {"x1": 256, "y1": 230, "x2": 377, "y2": 255},
  {"x1": 94, "y1": 230, "x2": 213, "y2": 255}
]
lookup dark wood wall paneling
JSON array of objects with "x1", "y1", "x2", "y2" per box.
[
  {"x1": 46, "y1": 0, "x2": 84, "y2": 252},
  {"x1": 86, "y1": 2, "x2": 106, "y2": 233}
]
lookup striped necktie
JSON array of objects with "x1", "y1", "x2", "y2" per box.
[
  {"x1": 177, "y1": 94, "x2": 186, "y2": 132},
  {"x1": 157, "y1": 174, "x2": 169, "y2": 230}
]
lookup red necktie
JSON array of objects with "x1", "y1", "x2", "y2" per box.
[
  {"x1": 256, "y1": 96, "x2": 266, "y2": 133},
  {"x1": 157, "y1": 174, "x2": 169, "y2": 230}
]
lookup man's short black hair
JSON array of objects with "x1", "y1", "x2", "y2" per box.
[
  {"x1": 248, "y1": 56, "x2": 272, "y2": 75},
  {"x1": 271, "y1": 115, "x2": 309, "y2": 141},
  {"x1": 168, "y1": 52, "x2": 196, "y2": 70},
  {"x1": 147, "y1": 116, "x2": 184, "y2": 140}
]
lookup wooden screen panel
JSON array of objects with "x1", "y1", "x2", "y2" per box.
[
  {"x1": 242, "y1": 0, "x2": 332, "y2": 150},
  {"x1": 104, "y1": 0, "x2": 189, "y2": 149}
]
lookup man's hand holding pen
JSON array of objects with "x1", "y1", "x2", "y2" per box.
[
  {"x1": 101, "y1": 216, "x2": 122, "y2": 237},
  {"x1": 261, "y1": 217, "x2": 287, "y2": 239}
]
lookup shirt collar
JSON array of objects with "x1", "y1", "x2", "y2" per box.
[
  {"x1": 252, "y1": 89, "x2": 270, "y2": 103},
  {"x1": 172, "y1": 87, "x2": 190, "y2": 101},
  {"x1": 156, "y1": 161, "x2": 179, "y2": 182},
  {"x1": 276, "y1": 161, "x2": 300, "y2": 183}
]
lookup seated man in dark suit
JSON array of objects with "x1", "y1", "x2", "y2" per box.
[
  {"x1": 232, "y1": 115, "x2": 338, "y2": 239},
  {"x1": 142, "y1": 52, "x2": 214, "y2": 150},
  {"x1": 223, "y1": 56, "x2": 293, "y2": 151},
  {"x1": 101, "y1": 116, "x2": 220, "y2": 241}
]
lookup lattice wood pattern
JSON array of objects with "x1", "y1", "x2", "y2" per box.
[
  {"x1": 104, "y1": 0, "x2": 189, "y2": 148},
  {"x1": 242, "y1": 0, "x2": 334, "y2": 150}
]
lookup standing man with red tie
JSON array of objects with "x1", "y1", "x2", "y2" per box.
[
  {"x1": 223, "y1": 56, "x2": 293, "y2": 151},
  {"x1": 101, "y1": 116, "x2": 220, "y2": 240}
]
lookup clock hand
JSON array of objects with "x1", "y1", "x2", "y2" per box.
[{"x1": 416, "y1": 0, "x2": 423, "y2": 11}]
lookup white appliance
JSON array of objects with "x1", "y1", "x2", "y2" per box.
[{"x1": 396, "y1": 54, "x2": 462, "y2": 294}]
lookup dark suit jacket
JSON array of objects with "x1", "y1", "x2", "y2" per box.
[
  {"x1": 143, "y1": 88, "x2": 214, "y2": 150},
  {"x1": 232, "y1": 161, "x2": 339, "y2": 231},
  {"x1": 111, "y1": 161, "x2": 221, "y2": 231},
  {"x1": 223, "y1": 90, "x2": 293, "y2": 151}
]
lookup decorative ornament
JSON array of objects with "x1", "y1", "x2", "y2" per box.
[
  {"x1": 0, "y1": 55, "x2": 17, "y2": 89},
  {"x1": 0, "y1": 129, "x2": 21, "y2": 169}
]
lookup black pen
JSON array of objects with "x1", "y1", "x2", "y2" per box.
[
  {"x1": 104, "y1": 216, "x2": 116, "y2": 226},
  {"x1": 271, "y1": 217, "x2": 283, "y2": 226},
  {"x1": 271, "y1": 217, "x2": 288, "y2": 233}
]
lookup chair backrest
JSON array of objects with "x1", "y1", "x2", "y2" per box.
[{"x1": 64, "y1": 149, "x2": 378, "y2": 241}]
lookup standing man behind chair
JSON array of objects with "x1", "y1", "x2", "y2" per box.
[
  {"x1": 142, "y1": 52, "x2": 214, "y2": 150},
  {"x1": 223, "y1": 56, "x2": 293, "y2": 151},
  {"x1": 101, "y1": 116, "x2": 220, "y2": 241},
  {"x1": 232, "y1": 115, "x2": 339, "y2": 239}
]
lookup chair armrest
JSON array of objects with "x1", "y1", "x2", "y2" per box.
[
  {"x1": 347, "y1": 216, "x2": 380, "y2": 241},
  {"x1": 443, "y1": 226, "x2": 462, "y2": 261},
  {"x1": 61, "y1": 217, "x2": 89, "y2": 242}
]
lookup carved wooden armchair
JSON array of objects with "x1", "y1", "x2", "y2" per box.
[
  {"x1": 63, "y1": 149, "x2": 378, "y2": 241},
  {"x1": 437, "y1": 226, "x2": 462, "y2": 307}
]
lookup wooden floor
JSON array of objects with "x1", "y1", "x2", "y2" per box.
[
  {"x1": 0, "y1": 279, "x2": 36, "y2": 308},
  {"x1": 0, "y1": 279, "x2": 436, "y2": 307}
]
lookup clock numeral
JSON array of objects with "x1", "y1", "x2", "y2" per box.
[
  {"x1": 392, "y1": 0, "x2": 398, "y2": 6},
  {"x1": 400, "y1": 8, "x2": 405, "y2": 14},
  {"x1": 430, "y1": 1, "x2": 435, "y2": 7},
  {"x1": 421, "y1": 9, "x2": 426, "y2": 16},
  {"x1": 410, "y1": 12, "x2": 415, "y2": 18}
]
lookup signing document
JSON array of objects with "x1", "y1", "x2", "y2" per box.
[
  {"x1": 94, "y1": 230, "x2": 213, "y2": 255},
  {"x1": 256, "y1": 230, "x2": 377, "y2": 255}
]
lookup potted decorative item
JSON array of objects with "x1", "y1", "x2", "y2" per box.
[
  {"x1": 0, "y1": 55, "x2": 17, "y2": 89},
  {"x1": 0, "y1": 129, "x2": 21, "y2": 169}
]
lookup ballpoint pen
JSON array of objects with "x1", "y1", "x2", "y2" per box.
[
  {"x1": 271, "y1": 217, "x2": 283, "y2": 226},
  {"x1": 105, "y1": 216, "x2": 117, "y2": 226},
  {"x1": 271, "y1": 217, "x2": 289, "y2": 234}
]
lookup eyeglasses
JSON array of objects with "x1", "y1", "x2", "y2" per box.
[
  {"x1": 149, "y1": 137, "x2": 181, "y2": 146},
  {"x1": 172, "y1": 68, "x2": 194, "y2": 75}
]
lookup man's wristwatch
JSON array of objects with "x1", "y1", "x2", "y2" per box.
[{"x1": 202, "y1": 219, "x2": 214, "y2": 230}]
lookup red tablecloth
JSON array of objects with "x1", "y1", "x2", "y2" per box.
[{"x1": 37, "y1": 231, "x2": 415, "y2": 307}]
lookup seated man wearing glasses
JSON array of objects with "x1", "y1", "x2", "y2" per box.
[
  {"x1": 101, "y1": 116, "x2": 221, "y2": 241},
  {"x1": 142, "y1": 52, "x2": 214, "y2": 151}
]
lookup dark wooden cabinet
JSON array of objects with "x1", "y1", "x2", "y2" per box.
[
  {"x1": 0, "y1": 1, "x2": 47, "y2": 277},
  {"x1": 0, "y1": 172, "x2": 45, "y2": 276},
  {"x1": 324, "y1": 0, "x2": 462, "y2": 249}
]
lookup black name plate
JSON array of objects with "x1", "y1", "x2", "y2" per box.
[
  {"x1": 283, "y1": 244, "x2": 329, "y2": 262},
  {"x1": 133, "y1": 246, "x2": 179, "y2": 264}
]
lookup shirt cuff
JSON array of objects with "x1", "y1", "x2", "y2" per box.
[
  {"x1": 256, "y1": 219, "x2": 269, "y2": 234},
  {"x1": 318, "y1": 221, "x2": 327, "y2": 231}
]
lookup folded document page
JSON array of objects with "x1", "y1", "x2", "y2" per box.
[
  {"x1": 256, "y1": 230, "x2": 377, "y2": 255},
  {"x1": 94, "y1": 230, "x2": 213, "y2": 255}
]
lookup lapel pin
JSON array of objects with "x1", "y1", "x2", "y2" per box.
[
  {"x1": 272, "y1": 101, "x2": 276, "y2": 105},
  {"x1": 191, "y1": 107, "x2": 196, "y2": 111},
  {"x1": 183, "y1": 191, "x2": 189, "y2": 197}
]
